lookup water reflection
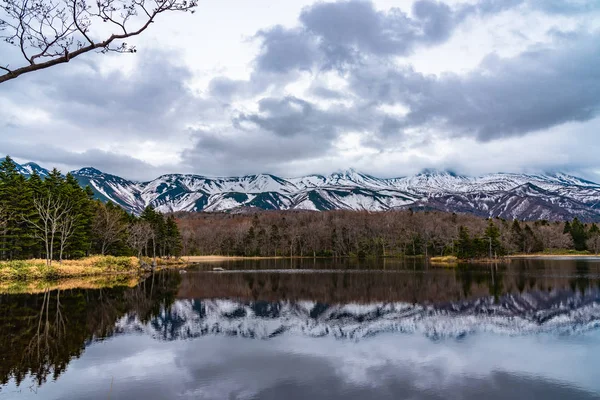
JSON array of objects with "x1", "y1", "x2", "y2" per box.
[
  {"x1": 0, "y1": 273, "x2": 181, "y2": 388},
  {"x1": 1, "y1": 258, "x2": 600, "y2": 399}
]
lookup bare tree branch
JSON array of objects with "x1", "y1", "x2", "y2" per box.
[{"x1": 0, "y1": 0, "x2": 197, "y2": 84}]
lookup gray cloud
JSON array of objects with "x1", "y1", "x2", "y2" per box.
[
  {"x1": 349, "y1": 32, "x2": 600, "y2": 141},
  {"x1": 0, "y1": 50, "x2": 209, "y2": 180},
  {"x1": 0, "y1": 50, "x2": 215, "y2": 150},
  {"x1": 299, "y1": 1, "x2": 416, "y2": 56},
  {"x1": 242, "y1": 0, "x2": 600, "y2": 80},
  {"x1": 254, "y1": 26, "x2": 318, "y2": 74},
  {"x1": 253, "y1": 0, "x2": 467, "y2": 75},
  {"x1": 181, "y1": 127, "x2": 334, "y2": 177},
  {"x1": 235, "y1": 96, "x2": 368, "y2": 138}
]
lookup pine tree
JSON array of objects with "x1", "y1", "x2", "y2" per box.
[
  {"x1": 510, "y1": 220, "x2": 525, "y2": 253},
  {"x1": 456, "y1": 226, "x2": 472, "y2": 259},
  {"x1": 0, "y1": 157, "x2": 35, "y2": 259},
  {"x1": 569, "y1": 218, "x2": 588, "y2": 251},
  {"x1": 63, "y1": 173, "x2": 94, "y2": 257},
  {"x1": 484, "y1": 220, "x2": 503, "y2": 257},
  {"x1": 164, "y1": 215, "x2": 182, "y2": 257}
]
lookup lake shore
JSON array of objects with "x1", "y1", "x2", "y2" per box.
[
  {"x1": 0, "y1": 275, "x2": 142, "y2": 294},
  {"x1": 0, "y1": 256, "x2": 187, "y2": 281},
  {"x1": 185, "y1": 253, "x2": 600, "y2": 264},
  {"x1": 3, "y1": 253, "x2": 598, "y2": 283},
  {"x1": 508, "y1": 253, "x2": 600, "y2": 258},
  {"x1": 182, "y1": 255, "x2": 291, "y2": 263}
]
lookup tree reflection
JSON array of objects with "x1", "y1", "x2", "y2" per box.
[{"x1": 0, "y1": 273, "x2": 181, "y2": 388}]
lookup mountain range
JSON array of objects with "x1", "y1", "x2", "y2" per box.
[{"x1": 14, "y1": 161, "x2": 600, "y2": 221}]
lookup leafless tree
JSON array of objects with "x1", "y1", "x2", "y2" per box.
[
  {"x1": 587, "y1": 233, "x2": 600, "y2": 255},
  {"x1": 174, "y1": 210, "x2": 588, "y2": 258},
  {"x1": 24, "y1": 194, "x2": 73, "y2": 265},
  {"x1": 57, "y1": 213, "x2": 76, "y2": 262},
  {"x1": 92, "y1": 203, "x2": 127, "y2": 255},
  {"x1": 536, "y1": 224, "x2": 573, "y2": 250},
  {"x1": 0, "y1": 0, "x2": 197, "y2": 83},
  {"x1": 126, "y1": 220, "x2": 153, "y2": 260}
]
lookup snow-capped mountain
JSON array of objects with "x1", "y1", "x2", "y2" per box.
[
  {"x1": 12, "y1": 161, "x2": 600, "y2": 220},
  {"x1": 16, "y1": 162, "x2": 50, "y2": 178}
]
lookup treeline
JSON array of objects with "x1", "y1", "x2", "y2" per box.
[
  {"x1": 176, "y1": 210, "x2": 600, "y2": 258},
  {"x1": 0, "y1": 156, "x2": 182, "y2": 264}
]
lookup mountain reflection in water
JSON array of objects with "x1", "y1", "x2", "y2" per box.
[{"x1": 1, "y1": 258, "x2": 600, "y2": 399}]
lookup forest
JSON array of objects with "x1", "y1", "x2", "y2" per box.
[
  {"x1": 0, "y1": 156, "x2": 181, "y2": 264},
  {"x1": 176, "y1": 209, "x2": 600, "y2": 259}
]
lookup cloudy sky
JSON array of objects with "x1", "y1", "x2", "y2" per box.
[{"x1": 1, "y1": 0, "x2": 600, "y2": 181}]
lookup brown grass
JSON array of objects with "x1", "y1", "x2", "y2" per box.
[
  {"x1": 0, "y1": 276, "x2": 140, "y2": 294},
  {"x1": 0, "y1": 255, "x2": 188, "y2": 282}
]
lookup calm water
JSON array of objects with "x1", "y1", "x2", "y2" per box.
[{"x1": 2, "y1": 258, "x2": 600, "y2": 399}]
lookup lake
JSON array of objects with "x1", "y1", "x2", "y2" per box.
[{"x1": 2, "y1": 257, "x2": 600, "y2": 399}]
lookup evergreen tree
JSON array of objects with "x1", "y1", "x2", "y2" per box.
[
  {"x1": 0, "y1": 157, "x2": 35, "y2": 259},
  {"x1": 63, "y1": 173, "x2": 94, "y2": 257},
  {"x1": 164, "y1": 215, "x2": 182, "y2": 257},
  {"x1": 510, "y1": 220, "x2": 524, "y2": 253},
  {"x1": 563, "y1": 221, "x2": 571, "y2": 234},
  {"x1": 456, "y1": 226, "x2": 472, "y2": 259},
  {"x1": 569, "y1": 218, "x2": 588, "y2": 251},
  {"x1": 484, "y1": 220, "x2": 504, "y2": 257}
]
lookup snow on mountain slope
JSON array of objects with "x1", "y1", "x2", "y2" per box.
[
  {"x1": 12, "y1": 161, "x2": 600, "y2": 220},
  {"x1": 387, "y1": 170, "x2": 472, "y2": 194},
  {"x1": 17, "y1": 162, "x2": 50, "y2": 177},
  {"x1": 72, "y1": 167, "x2": 145, "y2": 213}
]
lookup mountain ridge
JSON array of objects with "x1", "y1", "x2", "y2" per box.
[{"x1": 13, "y1": 161, "x2": 600, "y2": 221}]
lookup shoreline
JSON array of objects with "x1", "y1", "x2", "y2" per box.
[
  {"x1": 0, "y1": 256, "x2": 187, "y2": 282},
  {"x1": 507, "y1": 254, "x2": 600, "y2": 259},
  {"x1": 185, "y1": 254, "x2": 600, "y2": 263},
  {"x1": 2, "y1": 253, "x2": 599, "y2": 283}
]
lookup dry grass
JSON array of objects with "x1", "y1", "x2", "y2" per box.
[
  {"x1": 430, "y1": 255, "x2": 459, "y2": 267},
  {"x1": 430, "y1": 255, "x2": 458, "y2": 263},
  {"x1": 0, "y1": 276, "x2": 140, "y2": 294},
  {"x1": 0, "y1": 255, "x2": 187, "y2": 282}
]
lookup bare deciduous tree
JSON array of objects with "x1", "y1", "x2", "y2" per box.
[
  {"x1": 587, "y1": 234, "x2": 600, "y2": 255},
  {"x1": 0, "y1": 0, "x2": 197, "y2": 83},
  {"x1": 92, "y1": 203, "x2": 127, "y2": 255},
  {"x1": 126, "y1": 220, "x2": 152, "y2": 260},
  {"x1": 58, "y1": 213, "x2": 76, "y2": 262},
  {"x1": 24, "y1": 194, "x2": 73, "y2": 265}
]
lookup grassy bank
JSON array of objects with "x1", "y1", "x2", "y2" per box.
[
  {"x1": 0, "y1": 275, "x2": 141, "y2": 294},
  {"x1": 0, "y1": 256, "x2": 186, "y2": 281},
  {"x1": 508, "y1": 249, "x2": 599, "y2": 258}
]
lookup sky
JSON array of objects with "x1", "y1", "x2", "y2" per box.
[{"x1": 1, "y1": 0, "x2": 600, "y2": 181}]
